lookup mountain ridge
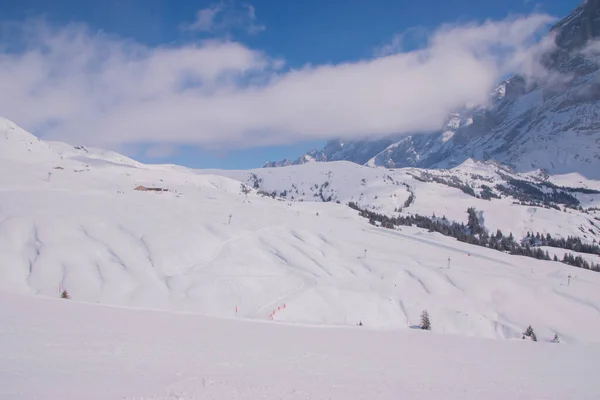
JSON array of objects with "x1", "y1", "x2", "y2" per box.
[{"x1": 264, "y1": 1, "x2": 600, "y2": 179}]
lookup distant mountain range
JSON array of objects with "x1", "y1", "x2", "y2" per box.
[{"x1": 265, "y1": 0, "x2": 600, "y2": 179}]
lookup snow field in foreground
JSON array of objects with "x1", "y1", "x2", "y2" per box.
[{"x1": 1, "y1": 292, "x2": 600, "y2": 400}]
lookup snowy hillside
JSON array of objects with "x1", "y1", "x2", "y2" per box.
[
  {"x1": 212, "y1": 160, "x2": 600, "y2": 245},
  {"x1": 2, "y1": 291, "x2": 600, "y2": 400},
  {"x1": 1, "y1": 117, "x2": 600, "y2": 346},
  {"x1": 264, "y1": 0, "x2": 600, "y2": 179}
]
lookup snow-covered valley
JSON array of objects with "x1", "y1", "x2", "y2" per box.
[
  {"x1": 2, "y1": 117, "x2": 600, "y2": 339},
  {"x1": 1, "y1": 117, "x2": 600, "y2": 398}
]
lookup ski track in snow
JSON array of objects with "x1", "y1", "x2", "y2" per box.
[
  {"x1": 403, "y1": 270, "x2": 432, "y2": 295},
  {"x1": 368, "y1": 227, "x2": 512, "y2": 266},
  {"x1": 552, "y1": 288, "x2": 600, "y2": 315}
]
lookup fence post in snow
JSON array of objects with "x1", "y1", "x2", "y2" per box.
[
  {"x1": 228, "y1": 214, "x2": 232, "y2": 225},
  {"x1": 447, "y1": 257, "x2": 451, "y2": 269},
  {"x1": 364, "y1": 249, "x2": 367, "y2": 259}
]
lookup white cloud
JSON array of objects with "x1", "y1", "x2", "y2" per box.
[
  {"x1": 182, "y1": 2, "x2": 265, "y2": 35},
  {"x1": 581, "y1": 39, "x2": 600, "y2": 62},
  {"x1": 0, "y1": 14, "x2": 556, "y2": 151},
  {"x1": 374, "y1": 27, "x2": 428, "y2": 57},
  {"x1": 185, "y1": 4, "x2": 224, "y2": 32}
]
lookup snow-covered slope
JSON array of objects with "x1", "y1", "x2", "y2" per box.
[
  {"x1": 0, "y1": 117, "x2": 58, "y2": 163},
  {"x1": 264, "y1": 0, "x2": 600, "y2": 179},
  {"x1": 2, "y1": 118, "x2": 600, "y2": 345},
  {"x1": 2, "y1": 291, "x2": 600, "y2": 400},
  {"x1": 213, "y1": 160, "x2": 600, "y2": 245}
]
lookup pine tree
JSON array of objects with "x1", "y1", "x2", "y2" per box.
[
  {"x1": 60, "y1": 290, "x2": 70, "y2": 299},
  {"x1": 523, "y1": 325, "x2": 537, "y2": 341},
  {"x1": 420, "y1": 309, "x2": 431, "y2": 330},
  {"x1": 467, "y1": 207, "x2": 482, "y2": 235},
  {"x1": 551, "y1": 334, "x2": 560, "y2": 343}
]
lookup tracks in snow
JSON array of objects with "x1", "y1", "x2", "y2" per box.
[
  {"x1": 366, "y1": 226, "x2": 511, "y2": 266},
  {"x1": 188, "y1": 224, "x2": 279, "y2": 275}
]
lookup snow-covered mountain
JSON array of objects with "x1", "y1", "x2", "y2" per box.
[
  {"x1": 3, "y1": 3, "x2": 600, "y2": 396},
  {"x1": 216, "y1": 159, "x2": 600, "y2": 245},
  {"x1": 263, "y1": 138, "x2": 395, "y2": 168},
  {"x1": 265, "y1": 0, "x2": 600, "y2": 179},
  {"x1": 2, "y1": 116, "x2": 600, "y2": 345}
]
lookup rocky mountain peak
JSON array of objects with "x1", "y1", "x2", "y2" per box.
[
  {"x1": 551, "y1": 0, "x2": 600, "y2": 51},
  {"x1": 263, "y1": 1, "x2": 600, "y2": 179}
]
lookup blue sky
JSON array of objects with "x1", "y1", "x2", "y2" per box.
[{"x1": 1, "y1": 0, "x2": 576, "y2": 169}]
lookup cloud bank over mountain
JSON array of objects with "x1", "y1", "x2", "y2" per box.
[{"x1": 0, "y1": 13, "x2": 555, "y2": 150}]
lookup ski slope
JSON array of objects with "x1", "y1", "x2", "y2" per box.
[
  {"x1": 2, "y1": 291, "x2": 600, "y2": 400},
  {"x1": 1, "y1": 117, "x2": 600, "y2": 344}
]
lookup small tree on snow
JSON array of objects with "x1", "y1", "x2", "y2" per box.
[
  {"x1": 551, "y1": 334, "x2": 560, "y2": 343},
  {"x1": 420, "y1": 309, "x2": 431, "y2": 330},
  {"x1": 60, "y1": 290, "x2": 70, "y2": 299},
  {"x1": 522, "y1": 325, "x2": 537, "y2": 341}
]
